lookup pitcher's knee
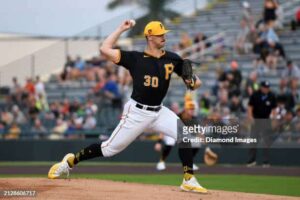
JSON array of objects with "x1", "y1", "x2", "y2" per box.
[{"x1": 101, "y1": 142, "x2": 124, "y2": 157}]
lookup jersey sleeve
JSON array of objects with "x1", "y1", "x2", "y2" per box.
[
  {"x1": 115, "y1": 50, "x2": 135, "y2": 70},
  {"x1": 173, "y1": 54, "x2": 184, "y2": 76}
]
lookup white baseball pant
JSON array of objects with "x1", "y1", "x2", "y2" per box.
[{"x1": 101, "y1": 99, "x2": 179, "y2": 157}]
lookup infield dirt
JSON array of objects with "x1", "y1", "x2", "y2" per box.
[{"x1": 0, "y1": 178, "x2": 298, "y2": 200}]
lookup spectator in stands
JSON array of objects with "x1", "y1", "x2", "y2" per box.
[
  {"x1": 35, "y1": 76, "x2": 46, "y2": 96},
  {"x1": 221, "y1": 107, "x2": 233, "y2": 124},
  {"x1": 28, "y1": 97, "x2": 40, "y2": 123},
  {"x1": 193, "y1": 32, "x2": 210, "y2": 53},
  {"x1": 73, "y1": 113, "x2": 84, "y2": 129},
  {"x1": 199, "y1": 91, "x2": 211, "y2": 116},
  {"x1": 61, "y1": 55, "x2": 75, "y2": 81},
  {"x1": 24, "y1": 78, "x2": 35, "y2": 97},
  {"x1": 70, "y1": 56, "x2": 86, "y2": 80},
  {"x1": 280, "y1": 60, "x2": 300, "y2": 96},
  {"x1": 275, "y1": 109, "x2": 294, "y2": 142},
  {"x1": 226, "y1": 61, "x2": 242, "y2": 97},
  {"x1": 67, "y1": 113, "x2": 82, "y2": 133},
  {"x1": 253, "y1": 57, "x2": 268, "y2": 75},
  {"x1": 274, "y1": 95, "x2": 287, "y2": 120},
  {"x1": 11, "y1": 105, "x2": 26, "y2": 125},
  {"x1": 216, "y1": 87, "x2": 229, "y2": 111},
  {"x1": 10, "y1": 77, "x2": 22, "y2": 105},
  {"x1": 290, "y1": 7, "x2": 300, "y2": 31},
  {"x1": 266, "y1": 24, "x2": 285, "y2": 58},
  {"x1": 82, "y1": 109, "x2": 97, "y2": 130},
  {"x1": 74, "y1": 56, "x2": 86, "y2": 71},
  {"x1": 48, "y1": 101, "x2": 60, "y2": 119},
  {"x1": 103, "y1": 73, "x2": 122, "y2": 108},
  {"x1": 264, "y1": 22, "x2": 285, "y2": 69},
  {"x1": 241, "y1": 1, "x2": 254, "y2": 28},
  {"x1": 4, "y1": 122, "x2": 21, "y2": 139},
  {"x1": 212, "y1": 66, "x2": 225, "y2": 96},
  {"x1": 274, "y1": 4, "x2": 284, "y2": 29},
  {"x1": 0, "y1": 109, "x2": 13, "y2": 126},
  {"x1": 35, "y1": 93, "x2": 49, "y2": 112},
  {"x1": 49, "y1": 118, "x2": 68, "y2": 140},
  {"x1": 30, "y1": 118, "x2": 47, "y2": 138},
  {"x1": 255, "y1": 23, "x2": 286, "y2": 62},
  {"x1": 69, "y1": 99, "x2": 81, "y2": 114},
  {"x1": 265, "y1": 48, "x2": 279, "y2": 71},
  {"x1": 85, "y1": 56, "x2": 107, "y2": 82},
  {"x1": 253, "y1": 23, "x2": 266, "y2": 55},
  {"x1": 235, "y1": 19, "x2": 250, "y2": 54},
  {"x1": 179, "y1": 32, "x2": 192, "y2": 58},
  {"x1": 179, "y1": 32, "x2": 192, "y2": 49},
  {"x1": 245, "y1": 71, "x2": 259, "y2": 97},
  {"x1": 61, "y1": 98, "x2": 70, "y2": 117},
  {"x1": 263, "y1": 0, "x2": 279, "y2": 28},
  {"x1": 35, "y1": 76, "x2": 48, "y2": 111},
  {"x1": 229, "y1": 95, "x2": 245, "y2": 116},
  {"x1": 85, "y1": 99, "x2": 98, "y2": 115}
]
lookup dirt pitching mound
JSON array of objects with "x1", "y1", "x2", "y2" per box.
[{"x1": 0, "y1": 178, "x2": 298, "y2": 200}]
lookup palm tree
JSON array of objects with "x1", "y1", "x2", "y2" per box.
[{"x1": 108, "y1": 0, "x2": 179, "y2": 36}]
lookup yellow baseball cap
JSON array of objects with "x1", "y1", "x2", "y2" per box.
[{"x1": 144, "y1": 21, "x2": 170, "y2": 36}]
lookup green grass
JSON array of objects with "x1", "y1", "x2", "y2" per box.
[{"x1": 1, "y1": 174, "x2": 300, "y2": 197}]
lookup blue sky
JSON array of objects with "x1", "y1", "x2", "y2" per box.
[{"x1": 0, "y1": 0, "x2": 134, "y2": 36}]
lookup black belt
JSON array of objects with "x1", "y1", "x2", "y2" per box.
[{"x1": 135, "y1": 103, "x2": 161, "y2": 112}]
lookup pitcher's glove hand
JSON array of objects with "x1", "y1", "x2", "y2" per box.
[{"x1": 182, "y1": 59, "x2": 196, "y2": 90}]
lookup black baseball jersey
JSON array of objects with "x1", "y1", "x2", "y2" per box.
[
  {"x1": 116, "y1": 50, "x2": 183, "y2": 106},
  {"x1": 248, "y1": 90, "x2": 277, "y2": 118}
]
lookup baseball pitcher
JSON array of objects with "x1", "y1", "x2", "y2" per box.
[{"x1": 48, "y1": 20, "x2": 207, "y2": 194}]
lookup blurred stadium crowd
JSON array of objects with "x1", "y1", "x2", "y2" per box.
[{"x1": 0, "y1": 0, "x2": 300, "y2": 142}]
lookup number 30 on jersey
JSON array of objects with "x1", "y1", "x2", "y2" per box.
[{"x1": 143, "y1": 63, "x2": 174, "y2": 88}]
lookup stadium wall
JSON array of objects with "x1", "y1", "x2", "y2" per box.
[{"x1": 0, "y1": 140, "x2": 300, "y2": 166}]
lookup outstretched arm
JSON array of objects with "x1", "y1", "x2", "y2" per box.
[{"x1": 100, "y1": 20, "x2": 134, "y2": 63}]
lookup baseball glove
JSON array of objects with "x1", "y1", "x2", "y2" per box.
[
  {"x1": 182, "y1": 59, "x2": 196, "y2": 89},
  {"x1": 204, "y1": 147, "x2": 218, "y2": 166},
  {"x1": 182, "y1": 59, "x2": 193, "y2": 80}
]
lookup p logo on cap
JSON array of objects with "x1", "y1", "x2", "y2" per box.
[{"x1": 144, "y1": 21, "x2": 170, "y2": 36}]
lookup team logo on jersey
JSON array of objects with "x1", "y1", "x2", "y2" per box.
[{"x1": 164, "y1": 63, "x2": 174, "y2": 80}]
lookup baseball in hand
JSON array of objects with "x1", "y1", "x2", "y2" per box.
[{"x1": 129, "y1": 19, "x2": 136, "y2": 27}]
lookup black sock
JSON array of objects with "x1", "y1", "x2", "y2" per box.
[
  {"x1": 73, "y1": 143, "x2": 103, "y2": 165},
  {"x1": 178, "y1": 147, "x2": 193, "y2": 175},
  {"x1": 161, "y1": 145, "x2": 173, "y2": 161}
]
